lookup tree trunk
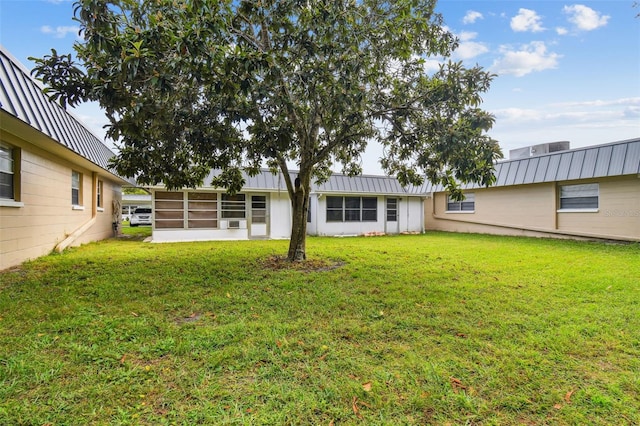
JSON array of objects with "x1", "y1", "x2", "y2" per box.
[{"x1": 287, "y1": 176, "x2": 310, "y2": 261}]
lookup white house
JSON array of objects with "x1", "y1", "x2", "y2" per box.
[{"x1": 145, "y1": 170, "x2": 425, "y2": 243}]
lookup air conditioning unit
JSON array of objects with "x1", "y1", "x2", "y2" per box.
[{"x1": 228, "y1": 220, "x2": 240, "y2": 229}]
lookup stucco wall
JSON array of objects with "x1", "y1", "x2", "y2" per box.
[
  {"x1": 425, "y1": 176, "x2": 640, "y2": 241},
  {"x1": 556, "y1": 176, "x2": 639, "y2": 240},
  {"x1": 0, "y1": 134, "x2": 121, "y2": 270}
]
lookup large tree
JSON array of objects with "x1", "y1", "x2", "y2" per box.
[{"x1": 32, "y1": 0, "x2": 502, "y2": 261}]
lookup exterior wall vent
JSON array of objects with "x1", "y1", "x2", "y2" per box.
[{"x1": 228, "y1": 220, "x2": 241, "y2": 229}]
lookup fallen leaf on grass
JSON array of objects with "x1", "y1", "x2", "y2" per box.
[
  {"x1": 120, "y1": 354, "x2": 127, "y2": 365},
  {"x1": 276, "y1": 340, "x2": 283, "y2": 348},
  {"x1": 362, "y1": 381, "x2": 372, "y2": 392},
  {"x1": 352, "y1": 396, "x2": 363, "y2": 419},
  {"x1": 554, "y1": 403, "x2": 563, "y2": 410},
  {"x1": 450, "y1": 377, "x2": 467, "y2": 393},
  {"x1": 564, "y1": 389, "x2": 574, "y2": 403},
  {"x1": 131, "y1": 312, "x2": 139, "y2": 317}
]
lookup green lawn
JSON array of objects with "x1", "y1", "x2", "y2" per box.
[{"x1": 1, "y1": 233, "x2": 638, "y2": 425}]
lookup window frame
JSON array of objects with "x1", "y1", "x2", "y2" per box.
[
  {"x1": 326, "y1": 196, "x2": 344, "y2": 222},
  {"x1": 71, "y1": 170, "x2": 83, "y2": 208},
  {"x1": 446, "y1": 192, "x2": 475, "y2": 213},
  {"x1": 251, "y1": 195, "x2": 267, "y2": 224},
  {"x1": 154, "y1": 191, "x2": 185, "y2": 229},
  {"x1": 96, "y1": 179, "x2": 104, "y2": 209},
  {"x1": 386, "y1": 198, "x2": 398, "y2": 222},
  {"x1": 188, "y1": 192, "x2": 218, "y2": 229},
  {"x1": 326, "y1": 196, "x2": 378, "y2": 222},
  {"x1": 558, "y1": 183, "x2": 599, "y2": 212},
  {"x1": 221, "y1": 193, "x2": 246, "y2": 219},
  {"x1": 0, "y1": 142, "x2": 16, "y2": 202}
]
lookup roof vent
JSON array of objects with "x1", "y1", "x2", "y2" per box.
[{"x1": 510, "y1": 141, "x2": 570, "y2": 159}]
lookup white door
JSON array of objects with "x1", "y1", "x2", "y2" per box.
[
  {"x1": 249, "y1": 195, "x2": 269, "y2": 238},
  {"x1": 385, "y1": 197, "x2": 399, "y2": 234}
]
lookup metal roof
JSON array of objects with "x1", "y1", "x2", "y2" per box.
[
  {"x1": 0, "y1": 45, "x2": 119, "y2": 175},
  {"x1": 175, "y1": 138, "x2": 640, "y2": 195},
  {"x1": 198, "y1": 169, "x2": 414, "y2": 195},
  {"x1": 314, "y1": 173, "x2": 409, "y2": 194},
  {"x1": 418, "y1": 138, "x2": 640, "y2": 193}
]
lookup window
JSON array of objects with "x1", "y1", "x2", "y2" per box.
[
  {"x1": 188, "y1": 192, "x2": 218, "y2": 228},
  {"x1": 155, "y1": 191, "x2": 184, "y2": 228},
  {"x1": 221, "y1": 194, "x2": 246, "y2": 218},
  {"x1": 559, "y1": 183, "x2": 598, "y2": 210},
  {"x1": 362, "y1": 197, "x2": 377, "y2": 221},
  {"x1": 345, "y1": 197, "x2": 361, "y2": 221},
  {"x1": 251, "y1": 195, "x2": 267, "y2": 224},
  {"x1": 386, "y1": 198, "x2": 398, "y2": 221},
  {"x1": 447, "y1": 192, "x2": 475, "y2": 212},
  {"x1": 71, "y1": 171, "x2": 82, "y2": 206},
  {"x1": 0, "y1": 142, "x2": 15, "y2": 199},
  {"x1": 326, "y1": 196, "x2": 344, "y2": 221},
  {"x1": 96, "y1": 180, "x2": 103, "y2": 208},
  {"x1": 326, "y1": 196, "x2": 377, "y2": 222}
]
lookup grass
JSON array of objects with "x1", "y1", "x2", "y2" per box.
[{"x1": 0, "y1": 232, "x2": 638, "y2": 425}]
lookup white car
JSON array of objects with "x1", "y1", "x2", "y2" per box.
[{"x1": 130, "y1": 207, "x2": 152, "y2": 227}]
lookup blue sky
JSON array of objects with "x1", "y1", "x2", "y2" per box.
[{"x1": 1, "y1": 0, "x2": 639, "y2": 174}]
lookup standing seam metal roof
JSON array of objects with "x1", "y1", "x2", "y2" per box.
[
  {"x1": 199, "y1": 169, "x2": 416, "y2": 195},
  {"x1": 0, "y1": 45, "x2": 118, "y2": 174},
  {"x1": 417, "y1": 138, "x2": 640, "y2": 193}
]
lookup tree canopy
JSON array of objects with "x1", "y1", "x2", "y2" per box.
[{"x1": 31, "y1": 0, "x2": 502, "y2": 260}]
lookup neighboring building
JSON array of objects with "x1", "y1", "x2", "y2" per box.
[
  {"x1": 423, "y1": 139, "x2": 640, "y2": 242},
  {"x1": 0, "y1": 46, "x2": 129, "y2": 270},
  {"x1": 122, "y1": 193, "x2": 152, "y2": 222},
  {"x1": 145, "y1": 170, "x2": 425, "y2": 243}
]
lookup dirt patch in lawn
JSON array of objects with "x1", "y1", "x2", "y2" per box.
[{"x1": 260, "y1": 255, "x2": 345, "y2": 272}]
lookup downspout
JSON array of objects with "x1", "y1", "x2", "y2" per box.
[
  {"x1": 55, "y1": 172, "x2": 98, "y2": 253},
  {"x1": 421, "y1": 196, "x2": 427, "y2": 233},
  {"x1": 405, "y1": 197, "x2": 409, "y2": 232}
]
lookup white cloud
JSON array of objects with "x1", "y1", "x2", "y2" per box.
[
  {"x1": 551, "y1": 98, "x2": 640, "y2": 108},
  {"x1": 454, "y1": 42, "x2": 489, "y2": 61},
  {"x1": 41, "y1": 25, "x2": 80, "y2": 39},
  {"x1": 563, "y1": 4, "x2": 609, "y2": 31},
  {"x1": 556, "y1": 27, "x2": 568, "y2": 35},
  {"x1": 491, "y1": 41, "x2": 561, "y2": 77},
  {"x1": 422, "y1": 58, "x2": 443, "y2": 74},
  {"x1": 623, "y1": 106, "x2": 640, "y2": 118},
  {"x1": 488, "y1": 99, "x2": 640, "y2": 154},
  {"x1": 458, "y1": 31, "x2": 477, "y2": 42},
  {"x1": 452, "y1": 32, "x2": 489, "y2": 60},
  {"x1": 463, "y1": 11, "x2": 483, "y2": 25},
  {"x1": 510, "y1": 8, "x2": 545, "y2": 32}
]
